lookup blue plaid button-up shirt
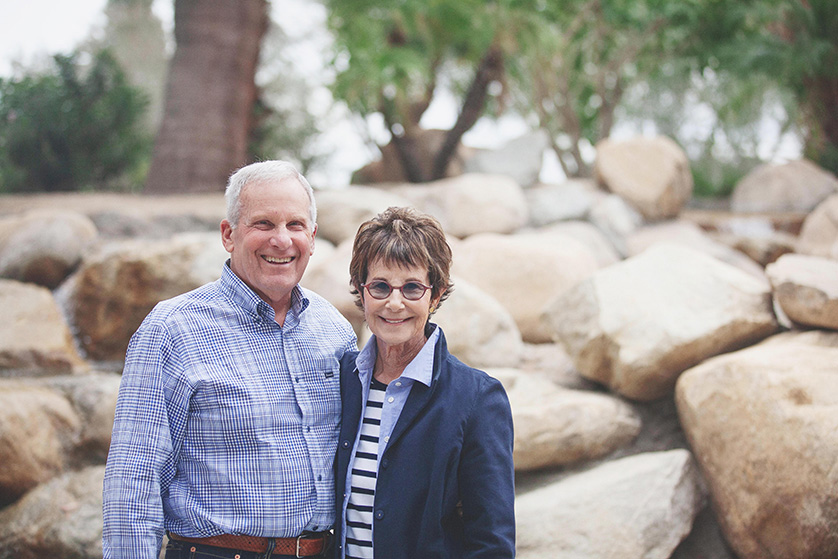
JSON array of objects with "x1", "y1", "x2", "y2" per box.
[{"x1": 103, "y1": 264, "x2": 357, "y2": 559}]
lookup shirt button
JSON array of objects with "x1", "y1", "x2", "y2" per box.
[
  {"x1": 384, "y1": 435, "x2": 390, "y2": 442},
  {"x1": 387, "y1": 397, "x2": 395, "y2": 403},
  {"x1": 395, "y1": 381, "x2": 402, "y2": 387}
]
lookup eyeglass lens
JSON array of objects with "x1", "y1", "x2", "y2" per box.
[{"x1": 365, "y1": 281, "x2": 429, "y2": 300}]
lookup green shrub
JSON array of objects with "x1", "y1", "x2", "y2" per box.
[{"x1": 0, "y1": 49, "x2": 150, "y2": 193}]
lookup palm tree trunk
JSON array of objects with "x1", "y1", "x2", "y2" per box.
[{"x1": 144, "y1": 0, "x2": 268, "y2": 193}]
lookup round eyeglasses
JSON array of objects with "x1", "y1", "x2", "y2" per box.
[{"x1": 361, "y1": 280, "x2": 433, "y2": 301}]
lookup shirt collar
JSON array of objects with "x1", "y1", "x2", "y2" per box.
[
  {"x1": 356, "y1": 325, "x2": 440, "y2": 387},
  {"x1": 219, "y1": 260, "x2": 309, "y2": 322}
]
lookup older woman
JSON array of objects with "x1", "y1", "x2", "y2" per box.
[{"x1": 334, "y1": 207, "x2": 515, "y2": 559}]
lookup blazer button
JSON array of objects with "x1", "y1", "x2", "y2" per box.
[{"x1": 375, "y1": 510, "x2": 385, "y2": 520}]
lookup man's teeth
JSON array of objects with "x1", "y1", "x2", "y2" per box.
[{"x1": 263, "y1": 256, "x2": 292, "y2": 264}]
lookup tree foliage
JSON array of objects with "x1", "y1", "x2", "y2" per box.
[
  {"x1": 0, "y1": 50, "x2": 150, "y2": 193},
  {"x1": 325, "y1": 0, "x2": 544, "y2": 182},
  {"x1": 688, "y1": 0, "x2": 838, "y2": 174},
  {"x1": 509, "y1": 0, "x2": 705, "y2": 177}
]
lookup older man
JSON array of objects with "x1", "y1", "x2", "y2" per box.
[{"x1": 103, "y1": 161, "x2": 357, "y2": 559}]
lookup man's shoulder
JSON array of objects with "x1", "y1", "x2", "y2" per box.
[{"x1": 142, "y1": 281, "x2": 223, "y2": 325}]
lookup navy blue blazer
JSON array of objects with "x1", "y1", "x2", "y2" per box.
[{"x1": 334, "y1": 327, "x2": 515, "y2": 558}]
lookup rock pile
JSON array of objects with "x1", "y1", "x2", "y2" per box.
[{"x1": 0, "y1": 135, "x2": 837, "y2": 559}]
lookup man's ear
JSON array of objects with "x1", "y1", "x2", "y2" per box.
[
  {"x1": 220, "y1": 220, "x2": 234, "y2": 253},
  {"x1": 309, "y1": 224, "x2": 318, "y2": 255}
]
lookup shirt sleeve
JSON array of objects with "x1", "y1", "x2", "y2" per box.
[
  {"x1": 102, "y1": 319, "x2": 188, "y2": 559},
  {"x1": 459, "y1": 375, "x2": 516, "y2": 558}
]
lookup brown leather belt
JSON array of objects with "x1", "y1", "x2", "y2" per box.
[{"x1": 168, "y1": 532, "x2": 330, "y2": 557}]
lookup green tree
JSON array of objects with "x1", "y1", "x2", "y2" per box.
[
  {"x1": 325, "y1": 0, "x2": 543, "y2": 182},
  {"x1": 510, "y1": 0, "x2": 704, "y2": 178},
  {"x1": 693, "y1": 0, "x2": 838, "y2": 174},
  {"x1": 0, "y1": 50, "x2": 150, "y2": 193}
]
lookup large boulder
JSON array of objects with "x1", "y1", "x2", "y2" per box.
[
  {"x1": 313, "y1": 186, "x2": 412, "y2": 245},
  {"x1": 676, "y1": 331, "x2": 838, "y2": 559},
  {"x1": 0, "y1": 209, "x2": 98, "y2": 289},
  {"x1": 453, "y1": 232, "x2": 599, "y2": 343},
  {"x1": 464, "y1": 130, "x2": 549, "y2": 187},
  {"x1": 0, "y1": 383, "x2": 80, "y2": 506},
  {"x1": 56, "y1": 232, "x2": 229, "y2": 362},
  {"x1": 496, "y1": 370, "x2": 641, "y2": 471},
  {"x1": 765, "y1": 253, "x2": 838, "y2": 330},
  {"x1": 730, "y1": 159, "x2": 838, "y2": 213},
  {"x1": 300, "y1": 239, "x2": 365, "y2": 339},
  {"x1": 594, "y1": 136, "x2": 693, "y2": 221},
  {"x1": 524, "y1": 179, "x2": 601, "y2": 227},
  {"x1": 43, "y1": 373, "x2": 122, "y2": 464},
  {"x1": 0, "y1": 279, "x2": 86, "y2": 376},
  {"x1": 796, "y1": 194, "x2": 838, "y2": 259},
  {"x1": 515, "y1": 449, "x2": 705, "y2": 559},
  {"x1": 537, "y1": 220, "x2": 622, "y2": 268},
  {"x1": 0, "y1": 465, "x2": 105, "y2": 559},
  {"x1": 587, "y1": 193, "x2": 645, "y2": 257},
  {"x1": 543, "y1": 243, "x2": 779, "y2": 401},
  {"x1": 394, "y1": 173, "x2": 528, "y2": 238},
  {"x1": 625, "y1": 219, "x2": 766, "y2": 279},
  {"x1": 433, "y1": 277, "x2": 524, "y2": 369}
]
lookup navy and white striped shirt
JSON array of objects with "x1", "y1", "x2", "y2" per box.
[{"x1": 103, "y1": 263, "x2": 357, "y2": 559}]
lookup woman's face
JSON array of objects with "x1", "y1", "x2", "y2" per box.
[{"x1": 362, "y1": 259, "x2": 440, "y2": 355}]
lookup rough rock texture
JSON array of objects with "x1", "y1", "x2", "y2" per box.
[
  {"x1": 56, "y1": 232, "x2": 228, "y2": 361},
  {"x1": 796, "y1": 194, "x2": 838, "y2": 259},
  {"x1": 453, "y1": 232, "x2": 599, "y2": 343},
  {"x1": 524, "y1": 179, "x2": 601, "y2": 227},
  {"x1": 766, "y1": 253, "x2": 838, "y2": 330},
  {"x1": 0, "y1": 209, "x2": 98, "y2": 289},
  {"x1": 433, "y1": 277, "x2": 524, "y2": 368},
  {"x1": 543, "y1": 243, "x2": 779, "y2": 401},
  {"x1": 394, "y1": 173, "x2": 529, "y2": 238},
  {"x1": 516, "y1": 449, "x2": 705, "y2": 559},
  {"x1": 0, "y1": 279, "x2": 86, "y2": 376},
  {"x1": 731, "y1": 159, "x2": 838, "y2": 213},
  {"x1": 496, "y1": 370, "x2": 641, "y2": 471},
  {"x1": 676, "y1": 331, "x2": 838, "y2": 559},
  {"x1": 313, "y1": 186, "x2": 412, "y2": 245},
  {"x1": 0, "y1": 384, "x2": 80, "y2": 506},
  {"x1": 595, "y1": 136, "x2": 694, "y2": 221},
  {"x1": 0, "y1": 465, "x2": 105, "y2": 559}
]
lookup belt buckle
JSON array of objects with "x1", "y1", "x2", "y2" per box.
[{"x1": 295, "y1": 534, "x2": 304, "y2": 558}]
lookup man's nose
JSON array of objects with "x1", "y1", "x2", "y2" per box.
[{"x1": 269, "y1": 226, "x2": 292, "y2": 248}]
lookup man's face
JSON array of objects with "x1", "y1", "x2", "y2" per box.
[{"x1": 221, "y1": 177, "x2": 316, "y2": 316}]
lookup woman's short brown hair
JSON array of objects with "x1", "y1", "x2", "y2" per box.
[{"x1": 350, "y1": 206, "x2": 454, "y2": 314}]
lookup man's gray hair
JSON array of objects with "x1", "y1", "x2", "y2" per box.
[{"x1": 224, "y1": 160, "x2": 317, "y2": 229}]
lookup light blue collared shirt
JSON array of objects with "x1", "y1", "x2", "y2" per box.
[{"x1": 340, "y1": 326, "x2": 440, "y2": 557}]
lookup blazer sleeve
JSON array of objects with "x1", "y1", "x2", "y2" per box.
[{"x1": 458, "y1": 374, "x2": 516, "y2": 558}]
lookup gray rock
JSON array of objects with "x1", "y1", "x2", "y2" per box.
[
  {"x1": 766, "y1": 253, "x2": 838, "y2": 330},
  {"x1": 676, "y1": 331, "x2": 838, "y2": 559},
  {"x1": 731, "y1": 159, "x2": 838, "y2": 213},
  {"x1": 516, "y1": 449, "x2": 705, "y2": 559},
  {"x1": 543, "y1": 243, "x2": 779, "y2": 401}
]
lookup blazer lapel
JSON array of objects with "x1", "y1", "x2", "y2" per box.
[{"x1": 386, "y1": 379, "x2": 434, "y2": 449}]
